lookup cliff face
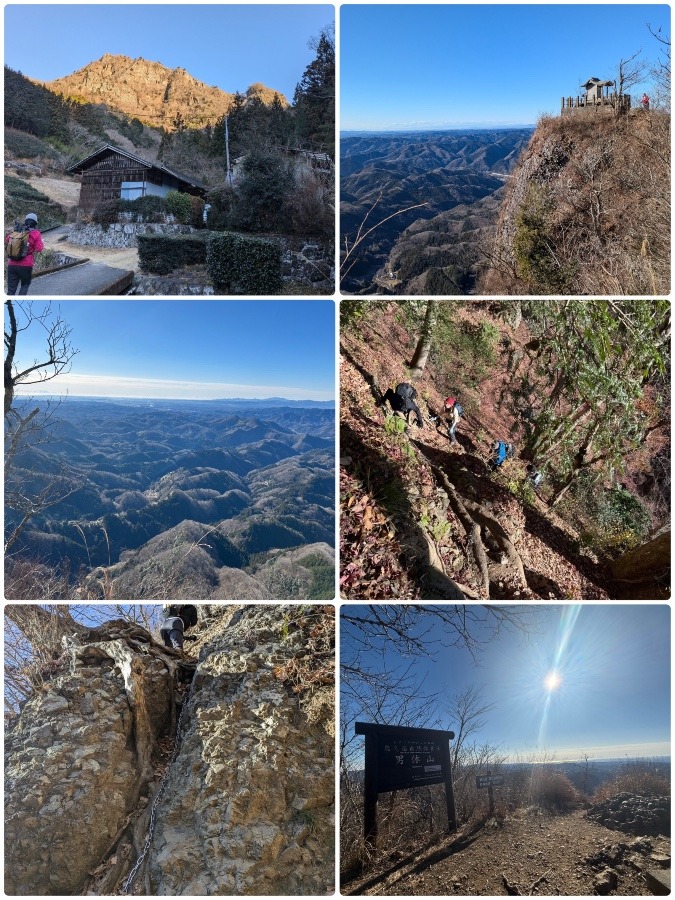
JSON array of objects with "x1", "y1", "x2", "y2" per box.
[
  {"x1": 5, "y1": 605, "x2": 334, "y2": 896},
  {"x1": 44, "y1": 54, "x2": 288, "y2": 130},
  {"x1": 480, "y1": 111, "x2": 670, "y2": 295}
]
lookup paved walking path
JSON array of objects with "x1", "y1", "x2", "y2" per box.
[{"x1": 29, "y1": 261, "x2": 134, "y2": 295}]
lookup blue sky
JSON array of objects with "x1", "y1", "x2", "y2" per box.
[
  {"x1": 341, "y1": 4, "x2": 671, "y2": 130},
  {"x1": 10, "y1": 300, "x2": 335, "y2": 401},
  {"x1": 5, "y1": 5, "x2": 332, "y2": 101},
  {"x1": 341, "y1": 604, "x2": 671, "y2": 761}
]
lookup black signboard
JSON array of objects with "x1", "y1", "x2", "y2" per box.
[
  {"x1": 378, "y1": 736, "x2": 446, "y2": 790},
  {"x1": 355, "y1": 722, "x2": 457, "y2": 846},
  {"x1": 475, "y1": 774, "x2": 504, "y2": 789}
]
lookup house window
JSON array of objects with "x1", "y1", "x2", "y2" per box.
[{"x1": 121, "y1": 181, "x2": 145, "y2": 200}]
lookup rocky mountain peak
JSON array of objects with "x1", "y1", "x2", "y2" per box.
[{"x1": 42, "y1": 53, "x2": 289, "y2": 131}]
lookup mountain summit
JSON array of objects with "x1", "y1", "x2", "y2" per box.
[{"x1": 43, "y1": 53, "x2": 289, "y2": 130}]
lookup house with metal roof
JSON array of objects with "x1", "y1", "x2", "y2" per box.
[{"x1": 66, "y1": 145, "x2": 207, "y2": 214}]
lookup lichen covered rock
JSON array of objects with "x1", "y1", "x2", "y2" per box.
[
  {"x1": 4, "y1": 622, "x2": 175, "y2": 894},
  {"x1": 148, "y1": 605, "x2": 334, "y2": 895}
]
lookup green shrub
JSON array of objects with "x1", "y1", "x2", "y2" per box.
[
  {"x1": 383, "y1": 414, "x2": 407, "y2": 435},
  {"x1": 231, "y1": 149, "x2": 293, "y2": 232},
  {"x1": 4, "y1": 175, "x2": 66, "y2": 229},
  {"x1": 513, "y1": 184, "x2": 577, "y2": 293},
  {"x1": 6, "y1": 130, "x2": 57, "y2": 159},
  {"x1": 129, "y1": 195, "x2": 167, "y2": 221},
  {"x1": 206, "y1": 231, "x2": 282, "y2": 294},
  {"x1": 205, "y1": 185, "x2": 237, "y2": 231},
  {"x1": 137, "y1": 233, "x2": 208, "y2": 275},
  {"x1": 166, "y1": 190, "x2": 193, "y2": 224},
  {"x1": 90, "y1": 199, "x2": 128, "y2": 225}
]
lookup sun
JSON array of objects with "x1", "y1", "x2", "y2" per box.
[{"x1": 544, "y1": 670, "x2": 562, "y2": 692}]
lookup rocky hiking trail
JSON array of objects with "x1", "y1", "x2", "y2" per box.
[
  {"x1": 5, "y1": 606, "x2": 335, "y2": 895},
  {"x1": 343, "y1": 808, "x2": 671, "y2": 896},
  {"x1": 341, "y1": 307, "x2": 618, "y2": 600}
]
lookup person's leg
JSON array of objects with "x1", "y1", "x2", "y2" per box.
[
  {"x1": 17, "y1": 267, "x2": 32, "y2": 295},
  {"x1": 7, "y1": 266, "x2": 20, "y2": 295},
  {"x1": 382, "y1": 389, "x2": 396, "y2": 409},
  {"x1": 169, "y1": 628, "x2": 184, "y2": 650},
  {"x1": 410, "y1": 401, "x2": 423, "y2": 427},
  {"x1": 448, "y1": 420, "x2": 458, "y2": 443},
  {"x1": 159, "y1": 625, "x2": 172, "y2": 648}
]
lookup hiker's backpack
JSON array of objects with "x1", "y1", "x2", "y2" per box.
[
  {"x1": 178, "y1": 604, "x2": 199, "y2": 628},
  {"x1": 396, "y1": 383, "x2": 417, "y2": 404},
  {"x1": 6, "y1": 228, "x2": 30, "y2": 262},
  {"x1": 454, "y1": 402, "x2": 464, "y2": 417}
]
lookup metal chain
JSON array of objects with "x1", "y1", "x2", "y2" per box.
[{"x1": 122, "y1": 671, "x2": 195, "y2": 894}]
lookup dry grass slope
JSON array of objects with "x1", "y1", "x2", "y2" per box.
[{"x1": 481, "y1": 111, "x2": 670, "y2": 295}]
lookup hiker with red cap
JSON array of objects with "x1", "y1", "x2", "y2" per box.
[{"x1": 444, "y1": 396, "x2": 463, "y2": 444}]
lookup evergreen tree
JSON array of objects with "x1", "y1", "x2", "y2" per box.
[{"x1": 293, "y1": 26, "x2": 335, "y2": 156}]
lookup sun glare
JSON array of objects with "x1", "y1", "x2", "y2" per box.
[{"x1": 544, "y1": 670, "x2": 562, "y2": 692}]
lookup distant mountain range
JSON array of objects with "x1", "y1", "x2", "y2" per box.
[
  {"x1": 6, "y1": 399, "x2": 334, "y2": 601},
  {"x1": 340, "y1": 128, "x2": 532, "y2": 294},
  {"x1": 46, "y1": 396, "x2": 335, "y2": 410},
  {"x1": 41, "y1": 53, "x2": 289, "y2": 131}
]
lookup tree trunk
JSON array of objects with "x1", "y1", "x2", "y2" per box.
[
  {"x1": 409, "y1": 300, "x2": 438, "y2": 376},
  {"x1": 610, "y1": 525, "x2": 671, "y2": 599}
]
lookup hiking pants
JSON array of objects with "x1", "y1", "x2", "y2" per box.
[
  {"x1": 160, "y1": 617, "x2": 184, "y2": 649},
  {"x1": 7, "y1": 265, "x2": 32, "y2": 295},
  {"x1": 448, "y1": 418, "x2": 459, "y2": 443}
]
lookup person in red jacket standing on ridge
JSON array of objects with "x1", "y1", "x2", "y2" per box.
[{"x1": 5, "y1": 212, "x2": 44, "y2": 295}]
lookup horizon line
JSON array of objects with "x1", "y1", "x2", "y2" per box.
[
  {"x1": 13, "y1": 372, "x2": 334, "y2": 403},
  {"x1": 15, "y1": 390, "x2": 335, "y2": 404},
  {"x1": 341, "y1": 123, "x2": 537, "y2": 133}
]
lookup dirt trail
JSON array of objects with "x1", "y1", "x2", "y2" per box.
[
  {"x1": 44, "y1": 233, "x2": 139, "y2": 272},
  {"x1": 345, "y1": 810, "x2": 670, "y2": 896}
]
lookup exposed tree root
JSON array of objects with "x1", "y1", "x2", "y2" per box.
[{"x1": 415, "y1": 447, "x2": 527, "y2": 599}]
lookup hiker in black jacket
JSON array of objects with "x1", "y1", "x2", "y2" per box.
[
  {"x1": 381, "y1": 382, "x2": 424, "y2": 428},
  {"x1": 160, "y1": 605, "x2": 198, "y2": 649}
]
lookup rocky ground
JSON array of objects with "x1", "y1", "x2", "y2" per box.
[{"x1": 343, "y1": 807, "x2": 671, "y2": 896}]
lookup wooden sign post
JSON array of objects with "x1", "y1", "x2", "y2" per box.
[
  {"x1": 355, "y1": 722, "x2": 457, "y2": 847},
  {"x1": 475, "y1": 770, "x2": 504, "y2": 815}
]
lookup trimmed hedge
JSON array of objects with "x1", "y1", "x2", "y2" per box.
[
  {"x1": 137, "y1": 233, "x2": 208, "y2": 275},
  {"x1": 206, "y1": 231, "x2": 282, "y2": 294}
]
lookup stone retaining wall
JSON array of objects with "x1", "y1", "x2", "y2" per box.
[{"x1": 67, "y1": 222, "x2": 197, "y2": 249}]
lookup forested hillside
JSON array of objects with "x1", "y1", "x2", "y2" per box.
[
  {"x1": 340, "y1": 129, "x2": 531, "y2": 294},
  {"x1": 340, "y1": 300, "x2": 670, "y2": 600}
]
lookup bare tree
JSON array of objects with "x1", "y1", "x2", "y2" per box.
[
  {"x1": 4, "y1": 604, "x2": 162, "y2": 718},
  {"x1": 648, "y1": 23, "x2": 671, "y2": 109},
  {"x1": 340, "y1": 192, "x2": 428, "y2": 286},
  {"x1": 4, "y1": 301, "x2": 79, "y2": 553},
  {"x1": 616, "y1": 49, "x2": 646, "y2": 107}
]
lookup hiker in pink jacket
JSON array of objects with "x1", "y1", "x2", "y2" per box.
[{"x1": 5, "y1": 213, "x2": 44, "y2": 295}]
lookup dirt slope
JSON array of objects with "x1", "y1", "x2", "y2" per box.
[
  {"x1": 344, "y1": 809, "x2": 670, "y2": 896},
  {"x1": 340, "y1": 305, "x2": 611, "y2": 600}
]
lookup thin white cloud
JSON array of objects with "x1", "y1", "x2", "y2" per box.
[
  {"x1": 507, "y1": 740, "x2": 670, "y2": 763},
  {"x1": 15, "y1": 372, "x2": 334, "y2": 402}
]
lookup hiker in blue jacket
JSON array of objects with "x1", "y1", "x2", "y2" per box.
[{"x1": 489, "y1": 440, "x2": 514, "y2": 470}]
